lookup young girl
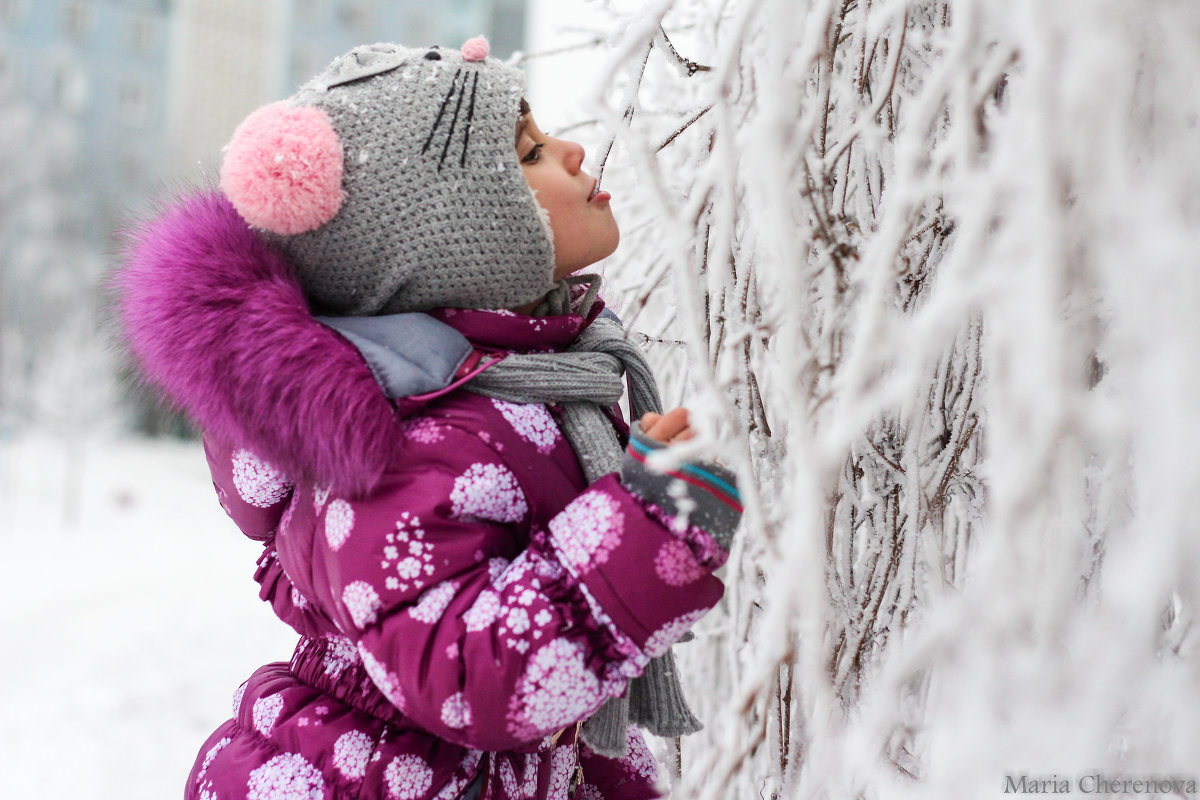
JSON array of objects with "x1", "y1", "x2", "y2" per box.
[{"x1": 118, "y1": 37, "x2": 740, "y2": 800}]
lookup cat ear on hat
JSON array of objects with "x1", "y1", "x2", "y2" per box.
[
  {"x1": 460, "y1": 35, "x2": 489, "y2": 61},
  {"x1": 220, "y1": 102, "x2": 345, "y2": 235}
]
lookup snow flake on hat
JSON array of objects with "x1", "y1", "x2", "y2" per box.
[
  {"x1": 644, "y1": 608, "x2": 707, "y2": 658},
  {"x1": 654, "y1": 539, "x2": 705, "y2": 586},
  {"x1": 450, "y1": 462, "x2": 527, "y2": 523},
  {"x1": 548, "y1": 490, "x2": 625, "y2": 574},
  {"x1": 333, "y1": 729, "x2": 374, "y2": 780},
  {"x1": 508, "y1": 637, "x2": 605, "y2": 737},
  {"x1": 253, "y1": 693, "x2": 285, "y2": 736},
  {"x1": 385, "y1": 753, "x2": 434, "y2": 799},
  {"x1": 491, "y1": 400, "x2": 562, "y2": 454},
  {"x1": 358, "y1": 642, "x2": 407, "y2": 711},
  {"x1": 441, "y1": 692, "x2": 473, "y2": 729},
  {"x1": 408, "y1": 580, "x2": 456, "y2": 623},
  {"x1": 247, "y1": 752, "x2": 325, "y2": 800},
  {"x1": 325, "y1": 499, "x2": 355, "y2": 550},
  {"x1": 463, "y1": 589, "x2": 502, "y2": 631},
  {"x1": 231, "y1": 449, "x2": 291, "y2": 508},
  {"x1": 343, "y1": 580, "x2": 382, "y2": 627}
]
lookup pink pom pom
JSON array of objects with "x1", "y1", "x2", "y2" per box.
[
  {"x1": 220, "y1": 102, "x2": 345, "y2": 235},
  {"x1": 461, "y1": 36, "x2": 489, "y2": 62}
]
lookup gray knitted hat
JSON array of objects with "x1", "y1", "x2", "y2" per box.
[{"x1": 220, "y1": 38, "x2": 556, "y2": 315}]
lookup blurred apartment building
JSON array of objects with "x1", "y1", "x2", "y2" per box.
[
  {"x1": 0, "y1": 0, "x2": 525, "y2": 429},
  {"x1": 0, "y1": 0, "x2": 528, "y2": 233},
  {"x1": 167, "y1": 0, "x2": 528, "y2": 176}
]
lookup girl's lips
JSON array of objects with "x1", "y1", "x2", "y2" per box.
[{"x1": 588, "y1": 180, "x2": 611, "y2": 204}]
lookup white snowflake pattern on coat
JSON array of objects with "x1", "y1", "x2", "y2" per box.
[
  {"x1": 450, "y1": 462, "x2": 528, "y2": 523},
  {"x1": 252, "y1": 693, "x2": 284, "y2": 736},
  {"x1": 644, "y1": 608, "x2": 708, "y2": 658},
  {"x1": 498, "y1": 753, "x2": 539, "y2": 799},
  {"x1": 196, "y1": 736, "x2": 231, "y2": 783},
  {"x1": 407, "y1": 580, "x2": 457, "y2": 624},
  {"x1": 231, "y1": 449, "x2": 291, "y2": 508},
  {"x1": 623, "y1": 725, "x2": 659, "y2": 781},
  {"x1": 463, "y1": 589, "x2": 502, "y2": 632},
  {"x1": 506, "y1": 607, "x2": 531, "y2": 635},
  {"x1": 333, "y1": 729, "x2": 374, "y2": 780},
  {"x1": 381, "y1": 512, "x2": 435, "y2": 593},
  {"x1": 546, "y1": 745, "x2": 577, "y2": 800},
  {"x1": 491, "y1": 553, "x2": 533, "y2": 591},
  {"x1": 440, "y1": 691, "x2": 473, "y2": 729},
  {"x1": 575, "y1": 784, "x2": 604, "y2": 800},
  {"x1": 654, "y1": 538, "x2": 705, "y2": 586},
  {"x1": 246, "y1": 752, "x2": 325, "y2": 800},
  {"x1": 384, "y1": 753, "x2": 434, "y2": 799},
  {"x1": 432, "y1": 750, "x2": 485, "y2": 800},
  {"x1": 402, "y1": 416, "x2": 445, "y2": 444},
  {"x1": 487, "y1": 557, "x2": 510, "y2": 584},
  {"x1": 232, "y1": 681, "x2": 248, "y2": 716},
  {"x1": 312, "y1": 483, "x2": 330, "y2": 511},
  {"x1": 507, "y1": 637, "x2": 606, "y2": 738},
  {"x1": 323, "y1": 635, "x2": 358, "y2": 677},
  {"x1": 325, "y1": 499, "x2": 355, "y2": 550},
  {"x1": 491, "y1": 399, "x2": 562, "y2": 454},
  {"x1": 358, "y1": 642, "x2": 407, "y2": 711},
  {"x1": 342, "y1": 580, "x2": 382, "y2": 627},
  {"x1": 547, "y1": 490, "x2": 625, "y2": 574}
]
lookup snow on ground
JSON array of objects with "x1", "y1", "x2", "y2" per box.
[{"x1": 0, "y1": 433, "x2": 297, "y2": 800}]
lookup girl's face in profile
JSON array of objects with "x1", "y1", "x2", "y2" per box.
[{"x1": 516, "y1": 107, "x2": 619, "y2": 280}]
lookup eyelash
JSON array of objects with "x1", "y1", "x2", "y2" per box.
[{"x1": 521, "y1": 143, "x2": 544, "y2": 164}]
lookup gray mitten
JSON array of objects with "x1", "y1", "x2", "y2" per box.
[{"x1": 620, "y1": 424, "x2": 742, "y2": 551}]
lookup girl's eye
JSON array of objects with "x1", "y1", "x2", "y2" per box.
[{"x1": 521, "y1": 143, "x2": 543, "y2": 165}]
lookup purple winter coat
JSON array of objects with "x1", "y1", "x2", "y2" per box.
[{"x1": 118, "y1": 191, "x2": 733, "y2": 800}]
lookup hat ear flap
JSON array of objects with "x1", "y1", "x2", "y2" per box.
[{"x1": 220, "y1": 102, "x2": 345, "y2": 235}]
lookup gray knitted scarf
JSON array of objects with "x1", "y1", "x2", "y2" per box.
[{"x1": 465, "y1": 277, "x2": 701, "y2": 757}]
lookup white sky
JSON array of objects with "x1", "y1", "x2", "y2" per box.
[{"x1": 524, "y1": 0, "x2": 628, "y2": 141}]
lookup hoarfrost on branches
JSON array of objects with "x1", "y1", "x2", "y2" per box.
[{"x1": 540, "y1": 0, "x2": 1200, "y2": 795}]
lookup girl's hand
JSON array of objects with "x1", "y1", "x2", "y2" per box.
[{"x1": 639, "y1": 407, "x2": 695, "y2": 445}]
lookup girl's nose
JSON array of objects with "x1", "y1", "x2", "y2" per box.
[{"x1": 561, "y1": 139, "x2": 585, "y2": 174}]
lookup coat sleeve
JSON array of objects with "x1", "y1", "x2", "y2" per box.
[
  {"x1": 310, "y1": 419, "x2": 725, "y2": 753},
  {"x1": 204, "y1": 436, "x2": 294, "y2": 542}
]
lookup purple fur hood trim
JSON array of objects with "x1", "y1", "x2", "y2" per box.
[{"x1": 116, "y1": 189, "x2": 399, "y2": 495}]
